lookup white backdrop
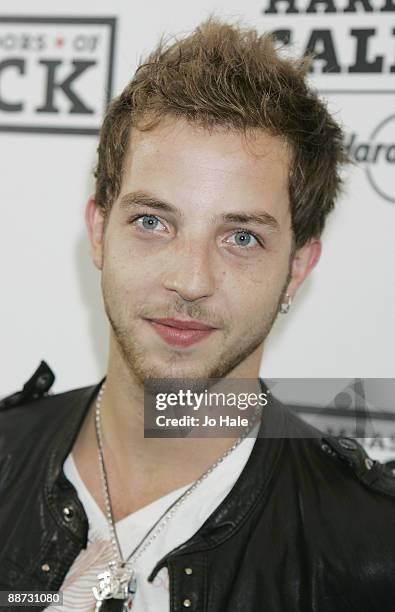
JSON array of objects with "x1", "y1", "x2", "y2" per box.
[{"x1": 1, "y1": 2, "x2": 394, "y2": 411}]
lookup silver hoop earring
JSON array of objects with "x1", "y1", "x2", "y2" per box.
[{"x1": 280, "y1": 293, "x2": 292, "y2": 315}]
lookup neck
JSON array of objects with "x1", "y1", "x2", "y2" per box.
[
  {"x1": 103, "y1": 334, "x2": 263, "y2": 480},
  {"x1": 72, "y1": 334, "x2": 263, "y2": 519}
]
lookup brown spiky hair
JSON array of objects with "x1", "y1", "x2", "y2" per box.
[{"x1": 94, "y1": 17, "x2": 348, "y2": 249}]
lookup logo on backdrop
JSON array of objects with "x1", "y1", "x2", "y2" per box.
[
  {"x1": 260, "y1": 0, "x2": 395, "y2": 92},
  {"x1": 345, "y1": 114, "x2": 395, "y2": 203},
  {"x1": 0, "y1": 16, "x2": 116, "y2": 135}
]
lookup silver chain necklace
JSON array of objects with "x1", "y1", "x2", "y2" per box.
[{"x1": 92, "y1": 380, "x2": 261, "y2": 611}]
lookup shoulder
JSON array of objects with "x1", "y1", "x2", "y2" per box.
[
  {"x1": 317, "y1": 434, "x2": 395, "y2": 501},
  {"x1": 276, "y1": 397, "x2": 395, "y2": 503},
  {"x1": 0, "y1": 362, "x2": 99, "y2": 453},
  {"x1": 0, "y1": 361, "x2": 55, "y2": 411}
]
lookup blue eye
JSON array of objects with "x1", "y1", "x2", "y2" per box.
[
  {"x1": 230, "y1": 230, "x2": 261, "y2": 248},
  {"x1": 133, "y1": 215, "x2": 166, "y2": 231}
]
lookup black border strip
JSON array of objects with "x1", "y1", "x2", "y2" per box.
[
  {"x1": 0, "y1": 125, "x2": 99, "y2": 135},
  {"x1": 0, "y1": 16, "x2": 116, "y2": 24},
  {"x1": 291, "y1": 404, "x2": 395, "y2": 421},
  {"x1": 105, "y1": 18, "x2": 116, "y2": 106}
]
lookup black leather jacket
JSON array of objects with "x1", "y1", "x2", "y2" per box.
[{"x1": 1, "y1": 362, "x2": 395, "y2": 612}]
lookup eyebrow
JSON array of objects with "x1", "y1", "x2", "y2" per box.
[{"x1": 119, "y1": 190, "x2": 280, "y2": 233}]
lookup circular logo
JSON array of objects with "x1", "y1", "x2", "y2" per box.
[{"x1": 365, "y1": 114, "x2": 395, "y2": 204}]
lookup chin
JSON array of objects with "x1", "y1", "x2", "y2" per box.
[{"x1": 141, "y1": 362, "x2": 209, "y2": 381}]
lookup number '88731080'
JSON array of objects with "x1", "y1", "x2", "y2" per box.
[{"x1": 0, "y1": 591, "x2": 62, "y2": 606}]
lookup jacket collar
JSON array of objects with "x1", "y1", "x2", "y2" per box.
[
  {"x1": 148, "y1": 380, "x2": 288, "y2": 578},
  {"x1": 45, "y1": 376, "x2": 288, "y2": 575},
  {"x1": 46, "y1": 378, "x2": 106, "y2": 490}
]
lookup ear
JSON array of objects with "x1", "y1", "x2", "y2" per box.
[
  {"x1": 85, "y1": 196, "x2": 106, "y2": 271},
  {"x1": 286, "y1": 238, "x2": 322, "y2": 298}
]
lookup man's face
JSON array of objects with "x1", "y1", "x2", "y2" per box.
[{"x1": 88, "y1": 118, "x2": 319, "y2": 384}]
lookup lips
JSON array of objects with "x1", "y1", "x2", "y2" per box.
[
  {"x1": 144, "y1": 317, "x2": 218, "y2": 348},
  {"x1": 147, "y1": 317, "x2": 217, "y2": 331}
]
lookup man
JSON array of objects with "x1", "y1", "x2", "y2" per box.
[{"x1": 1, "y1": 17, "x2": 394, "y2": 612}]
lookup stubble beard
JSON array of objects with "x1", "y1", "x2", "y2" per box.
[{"x1": 101, "y1": 274, "x2": 289, "y2": 393}]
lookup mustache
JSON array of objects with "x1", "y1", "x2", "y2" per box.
[{"x1": 138, "y1": 304, "x2": 224, "y2": 329}]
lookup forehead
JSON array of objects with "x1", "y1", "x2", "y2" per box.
[{"x1": 119, "y1": 118, "x2": 291, "y2": 220}]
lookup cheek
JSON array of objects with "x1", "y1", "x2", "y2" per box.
[
  {"x1": 104, "y1": 234, "x2": 140, "y2": 281},
  {"x1": 103, "y1": 244, "x2": 162, "y2": 312},
  {"x1": 222, "y1": 256, "x2": 289, "y2": 324},
  {"x1": 229, "y1": 254, "x2": 289, "y2": 296}
]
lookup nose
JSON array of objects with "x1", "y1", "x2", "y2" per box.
[{"x1": 162, "y1": 235, "x2": 217, "y2": 302}]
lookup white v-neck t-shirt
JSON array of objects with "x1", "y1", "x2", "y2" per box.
[{"x1": 51, "y1": 430, "x2": 258, "y2": 612}]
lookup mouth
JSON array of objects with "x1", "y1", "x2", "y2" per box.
[{"x1": 144, "y1": 317, "x2": 218, "y2": 348}]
